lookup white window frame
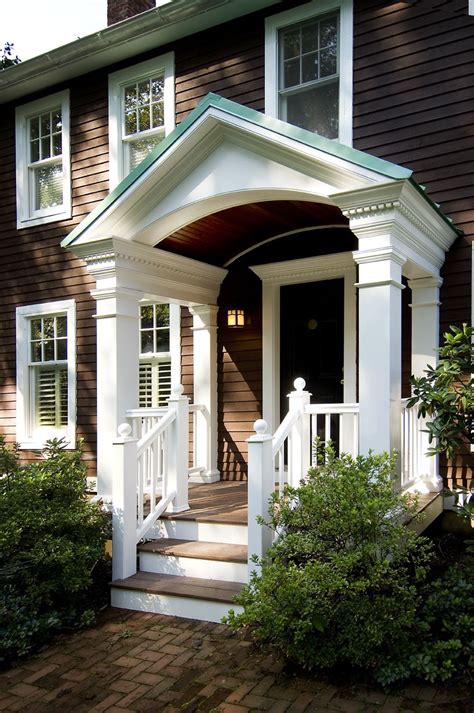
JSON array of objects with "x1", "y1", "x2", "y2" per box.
[
  {"x1": 139, "y1": 302, "x2": 181, "y2": 407},
  {"x1": 15, "y1": 90, "x2": 71, "y2": 229},
  {"x1": 265, "y1": 0, "x2": 353, "y2": 146},
  {"x1": 108, "y1": 53, "x2": 175, "y2": 189},
  {"x1": 16, "y1": 300, "x2": 76, "y2": 449}
]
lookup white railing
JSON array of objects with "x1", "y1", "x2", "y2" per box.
[
  {"x1": 126, "y1": 407, "x2": 168, "y2": 439},
  {"x1": 307, "y1": 403, "x2": 359, "y2": 462},
  {"x1": 112, "y1": 385, "x2": 190, "y2": 581},
  {"x1": 401, "y1": 398, "x2": 437, "y2": 489},
  {"x1": 127, "y1": 403, "x2": 208, "y2": 479}
]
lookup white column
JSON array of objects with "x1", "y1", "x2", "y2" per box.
[
  {"x1": 189, "y1": 304, "x2": 220, "y2": 483},
  {"x1": 92, "y1": 286, "x2": 143, "y2": 500},
  {"x1": 261, "y1": 282, "x2": 280, "y2": 433},
  {"x1": 353, "y1": 247, "x2": 406, "y2": 461},
  {"x1": 408, "y1": 276, "x2": 442, "y2": 485},
  {"x1": 409, "y1": 276, "x2": 442, "y2": 377}
]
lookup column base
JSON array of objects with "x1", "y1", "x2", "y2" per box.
[{"x1": 189, "y1": 469, "x2": 220, "y2": 484}]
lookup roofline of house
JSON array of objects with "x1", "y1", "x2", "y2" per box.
[{"x1": 0, "y1": 0, "x2": 281, "y2": 105}]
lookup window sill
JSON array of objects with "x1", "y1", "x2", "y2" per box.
[
  {"x1": 18, "y1": 433, "x2": 76, "y2": 451},
  {"x1": 17, "y1": 208, "x2": 71, "y2": 230}
]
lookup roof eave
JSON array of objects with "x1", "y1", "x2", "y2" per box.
[{"x1": 0, "y1": 0, "x2": 280, "y2": 105}]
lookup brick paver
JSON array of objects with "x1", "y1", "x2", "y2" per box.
[{"x1": 0, "y1": 608, "x2": 472, "y2": 712}]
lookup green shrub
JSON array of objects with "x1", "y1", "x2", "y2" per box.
[
  {"x1": 226, "y1": 449, "x2": 433, "y2": 679},
  {"x1": 0, "y1": 437, "x2": 110, "y2": 665}
]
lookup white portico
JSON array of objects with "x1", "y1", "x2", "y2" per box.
[{"x1": 63, "y1": 93, "x2": 458, "y2": 504}]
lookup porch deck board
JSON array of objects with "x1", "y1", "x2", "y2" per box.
[
  {"x1": 161, "y1": 480, "x2": 248, "y2": 524},
  {"x1": 167, "y1": 481, "x2": 441, "y2": 534}
]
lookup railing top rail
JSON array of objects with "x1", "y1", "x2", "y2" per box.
[
  {"x1": 305, "y1": 403, "x2": 359, "y2": 415},
  {"x1": 137, "y1": 408, "x2": 176, "y2": 456},
  {"x1": 126, "y1": 407, "x2": 168, "y2": 418},
  {"x1": 272, "y1": 409, "x2": 299, "y2": 457}
]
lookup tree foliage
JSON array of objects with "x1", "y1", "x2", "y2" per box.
[
  {"x1": 408, "y1": 324, "x2": 473, "y2": 459},
  {"x1": 1, "y1": 42, "x2": 20, "y2": 70}
]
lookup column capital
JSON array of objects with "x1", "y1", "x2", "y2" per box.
[
  {"x1": 353, "y1": 247, "x2": 406, "y2": 291},
  {"x1": 352, "y1": 246, "x2": 407, "y2": 267},
  {"x1": 408, "y1": 276, "x2": 443, "y2": 291},
  {"x1": 189, "y1": 304, "x2": 218, "y2": 330},
  {"x1": 91, "y1": 286, "x2": 144, "y2": 320}
]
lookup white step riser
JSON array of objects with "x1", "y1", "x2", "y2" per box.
[
  {"x1": 139, "y1": 551, "x2": 248, "y2": 583},
  {"x1": 152, "y1": 519, "x2": 248, "y2": 545},
  {"x1": 111, "y1": 587, "x2": 243, "y2": 623}
]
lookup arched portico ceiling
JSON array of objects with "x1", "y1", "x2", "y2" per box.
[{"x1": 62, "y1": 93, "x2": 459, "y2": 276}]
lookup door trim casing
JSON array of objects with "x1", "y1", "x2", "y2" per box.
[{"x1": 251, "y1": 252, "x2": 357, "y2": 432}]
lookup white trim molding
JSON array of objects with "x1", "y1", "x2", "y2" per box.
[
  {"x1": 15, "y1": 90, "x2": 71, "y2": 229},
  {"x1": 265, "y1": 0, "x2": 353, "y2": 146},
  {"x1": 109, "y1": 53, "x2": 175, "y2": 189},
  {"x1": 251, "y1": 252, "x2": 356, "y2": 432},
  {"x1": 72, "y1": 237, "x2": 227, "y2": 306},
  {"x1": 16, "y1": 299, "x2": 76, "y2": 449}
]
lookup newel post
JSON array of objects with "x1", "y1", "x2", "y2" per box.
[
  {"x1": 167, "y1": 385, "x2": 190, "y2": 513},
  {"x1": 247, "y1": 419, "x2": 274, "y2": 579},
  {"x1": 288, "y1": 378, "x2": 311, "y2": 488},
  {"x1": 112, "y1": 423, "x2": 138, "y2": 581}
]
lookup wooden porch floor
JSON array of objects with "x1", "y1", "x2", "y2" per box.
[{"x1": 161, "y1": 481, "x2": 441, "y2": 531}]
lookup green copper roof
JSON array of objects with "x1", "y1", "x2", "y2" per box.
[{"x1": 62, "y1": 93, "x2": 459, "y2": 247}]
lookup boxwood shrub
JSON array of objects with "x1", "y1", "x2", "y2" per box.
[{"x1": 0, "y1": 437, "x2": 110, "y2": 666}]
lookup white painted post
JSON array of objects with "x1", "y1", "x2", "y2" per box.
[
  {"x1": 167, "y1": 385, "x2": 190, "y2": 513},
  {"x1": 353, "y1": 247, "x2": 406, "y2": 466},
  {"x1": 247, "y1": 420, "x2": 274, "y2": 580},
  {"x1": 189, "y1": 305, "x2": 220, "y2": 483},
  {"x1": 288, "y1": 377, "x2": 311, "y2": 488},
  {"x1": 112, "y1": 423, "x2": 138, "y2": 581},
  {"x1": 409, "y1": 276, "x2": 442, "y2": 484},
  {"x1": 92, "y1": 286, "x2": 143, "y2": 501}
]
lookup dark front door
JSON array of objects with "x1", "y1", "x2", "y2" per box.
[{"x1": 280, "y1": 279, "x2": 344, "y2": 418}]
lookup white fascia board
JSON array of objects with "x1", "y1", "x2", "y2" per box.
[
  {"x1": 69, "y1": 106, "x2": 393, "y2": 249},
  {"x1": 251, "y1": 252, "x2": 355, "y2": 284},
  {"x1": 0, "y1": 0, "x2": 281, "y2": 105},
  {"x1": 72, "y1": 237, "x2": 227, "y2": 305}
]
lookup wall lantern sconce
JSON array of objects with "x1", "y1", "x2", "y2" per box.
[{"x1": 227, "y1": 308, "x2": 249, "y2": 328}]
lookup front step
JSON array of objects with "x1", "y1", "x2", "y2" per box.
[
  {"x1": 111, "y1": 571, "x2": 244, "y2": 623},
  {"x1": 139, "y1": 538, "x2": 248, "y2": 583},
  {"x1": 154, "y1": 513, "x2": 247, "y2": 545}
]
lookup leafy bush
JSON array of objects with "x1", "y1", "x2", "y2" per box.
[
  {"x1": 227, "y1": 450, "x2": 433, "y2": 678},
  {"x1": 408, "y1": 323, "x2": 473, "y2": 459},
  {"x1": 0, "y1": 437, "x2": 110, "y2": 665}
]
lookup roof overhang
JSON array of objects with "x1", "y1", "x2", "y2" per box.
[{"x1": 0, "y1": 0, "x2": 280, "y2": 105}]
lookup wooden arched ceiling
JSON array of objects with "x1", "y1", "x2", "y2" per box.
[{"x1": 158, "y1": 200, "x2": 349, "y2": 267}]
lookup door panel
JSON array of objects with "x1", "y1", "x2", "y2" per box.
[{"x1": 280, "y1": 279, "x2": 344, "y2": 419}]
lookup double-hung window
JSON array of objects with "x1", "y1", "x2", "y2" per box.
[
  {"x1": 16, "y1": 300, "x2": 76, "y2": 448},
  {"x1": 265, "y1": 0, "x2": 352, "y2": 146},
  {"x1": 109, "y1": 54, "x2": 175, "y2": 188},
  {"x1": 139, "y1": 303, "x2": 180, "y2": 407},
  {"x1": 15, "y1": 91, "x2": 71, "y2": 228}
]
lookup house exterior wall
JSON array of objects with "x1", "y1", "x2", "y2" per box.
[{"x1": 0, "y1": 0, "x2": 472, "y2": 484}]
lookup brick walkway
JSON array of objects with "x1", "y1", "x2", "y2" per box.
[{"x1": 0, "y1": 608, "x2": 472, "y2": 713}]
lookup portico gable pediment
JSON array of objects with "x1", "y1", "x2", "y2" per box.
[{"x1": 62, "y1": 93, "x2": 418, "y2": 251}]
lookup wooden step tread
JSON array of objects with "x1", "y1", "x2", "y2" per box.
[
  {"x1": 112, "y1": 571, "x2": 244, "y2": 603},
  {"x1": 138, "y1": 538, "x2": 247, "y2": 562}
]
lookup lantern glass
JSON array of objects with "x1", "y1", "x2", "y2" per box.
[{"x1": 227, "y1": 308, "x2": 246, "y2": 327}]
